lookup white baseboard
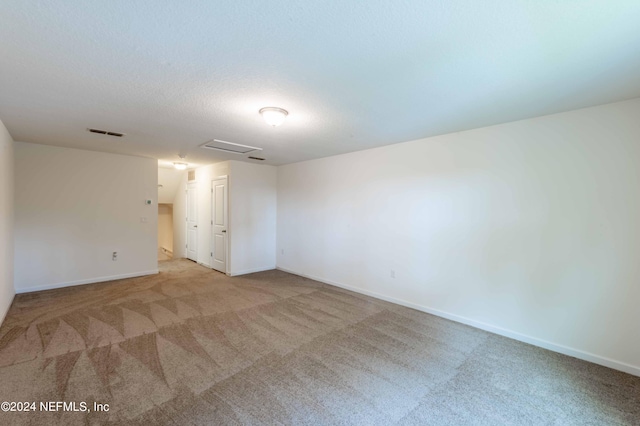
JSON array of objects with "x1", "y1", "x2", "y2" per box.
[
  {"x1": 229, "y1": 266, "x2": 276, "y2": 277},
  {"x1": 276, "y1": 266, "x2": 640, "y2": 377},
  {"x1": 16, "y1": 270, "x2": 159, "y2": 294}
]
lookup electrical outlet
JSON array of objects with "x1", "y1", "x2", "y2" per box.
[
  {"x1": 112, "y1": 252, "x2": 118, "y2": 261},
  {"x1": 390, "y1": 269, "x2": 395, "y2": 278}
]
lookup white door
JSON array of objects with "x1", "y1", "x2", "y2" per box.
[
  {"x1": 186, "y1": 182, "x2": 198, "y2": 261},
  {"x1": 211, "y1": 177, "x2": 228, "y2": 273}
]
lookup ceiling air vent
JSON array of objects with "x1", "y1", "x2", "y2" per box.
[
  {"x1": 200, "y1": 139, "x2": 262, "y2": 155},
  {"x1": 248, "y1": 156, "x2": 265, "y2": 161},
  {"x1": 88, "y1": 128, "x2": 125, "y2": 137}
]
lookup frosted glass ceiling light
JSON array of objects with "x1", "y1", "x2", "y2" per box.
[
  {"x1": 174, "y1": 156, "x2": 188, "y2": 170},
  {"x1": 173, "y1": 162, "x2": 188, "y2": 170},
  {"x1": 259, "y1": 107, "x2": 288, "y2": 127}
]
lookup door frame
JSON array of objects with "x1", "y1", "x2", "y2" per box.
[{"x1": 211, "y1": 175, "x2": 229, "y2": 274}]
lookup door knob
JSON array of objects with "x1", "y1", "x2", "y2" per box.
[
  {"x1": 222, "y1": 230, "x2": 227, "y2": 233},
  {"x1": 194, "y1": 225, "x2": 198, "y2": 228}
]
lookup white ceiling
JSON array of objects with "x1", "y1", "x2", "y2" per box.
[{"x1": 1, "y1": 1, "x2": 640, "y2": 166}]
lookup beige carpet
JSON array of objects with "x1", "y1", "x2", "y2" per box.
[{"x1": 0, "y1": 259, "x2": 638, "y2": 425}]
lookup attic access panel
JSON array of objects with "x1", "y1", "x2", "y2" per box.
[{"x1": 200, "y1": 139, "x2": 262, "y2": 155}]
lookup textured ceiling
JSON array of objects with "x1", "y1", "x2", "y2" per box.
[{"x1": 1, "y1": 1, "x2": 640, "y2": 166}]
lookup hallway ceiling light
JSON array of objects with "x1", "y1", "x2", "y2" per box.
[
  {"x1": 259, "y1": 107, "x2": 288, "y2": 127},
  {"x1": 173, "y1": 162, "x2": 188, "y2": 170},
  {"x1": 174, "y1": 156, "x2": 188, "y2": 170}
]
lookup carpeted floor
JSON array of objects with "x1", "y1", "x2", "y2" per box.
[{"x1": 0, "y1": 260, "x2": 638, "y2": 425}]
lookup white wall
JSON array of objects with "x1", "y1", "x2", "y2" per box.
[
  {"x1": 277, "y1": 98, "x2": 640, "y2": 376},
  {"x1": 158, "y1": 166, "x2": 183, "y2": 204},
  {"x1": 228, "y1": 161, "x2": 277, "y2": 275},
  {"x1": 0, "y1": 120, "x2": 15, "y2": 325},
  {"x1": 14, "y1": 142, "x2": 158, "y2": 292}
]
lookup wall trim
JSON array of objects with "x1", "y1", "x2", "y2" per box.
[
  {"x1": 276, "y1": 266, "x2": 640, "y2": 378},
  {"x1": 16, "y1": 270, "x2": 159, "y2": 294},
  {"x1": 229, "y1": 265, "x2": 276, "y2": 277}
]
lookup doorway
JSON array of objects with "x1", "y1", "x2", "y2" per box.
[
  {"x1": 211, "y1": 176, "x2": 228, "y2": 273},
  {"x1": 158, "y1": 204, "x2": 173, "y2": 261},
  {"x1": 186, "y1": 181, "x2": 198, "y2": 261}
]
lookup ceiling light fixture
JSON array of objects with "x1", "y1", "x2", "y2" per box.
[
  {"x1": 173, "y1": 162, "x2": 188, "y2": 170},
  {"x1": 259, "y1": 107, "x2": 288, "y2": 127},
  {"x1": 173, "y1": 156, "x2": 188, "y2": 170}
]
